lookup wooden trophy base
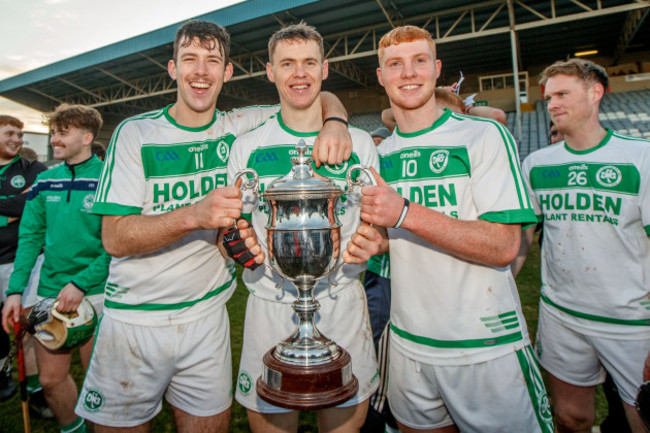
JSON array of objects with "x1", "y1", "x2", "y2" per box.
[{"x1": 256, "y1": 347, "x2": 359, "y2": 411}]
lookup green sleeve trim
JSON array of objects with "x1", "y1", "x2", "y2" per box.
[
  {"x1": 0, "y1": 215, "x2": 7, "y2": 227},
  {"x1": 522, "y1": 214, "x2": 543, "y2": 230},
  {"x1": 390, "y1": 323, "x2": 523, "y2": 348},
  {"x1": 92, "y1": 202, "x2": 141, "y2": 216},
  {"x1": 479, "y1": 209, "x2": 537, "y2": 225},
  {"x1": 645, "y1": 225, "x2": 650, "y2": 236},
  {"x1": 541, "y1": 294, "x2": 650, "y2": 326}
]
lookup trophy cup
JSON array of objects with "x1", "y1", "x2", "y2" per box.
[{"x1": 234, "y1": 140, "x2": 374, "y2": 410}]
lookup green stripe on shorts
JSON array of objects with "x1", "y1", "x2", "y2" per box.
[{"x1": 516, "y1": 346, "x2": 554, "y2": 433}]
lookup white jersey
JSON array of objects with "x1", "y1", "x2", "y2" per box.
[
  {"x1": 93, "y1": 104, "x2": 278, "y2": 325},
  {"x1": 227, "y1": 112, "x2": 379, "y2": 303},
  {"x1": 522, "y1": 130, "x2": 650, "y2": 338},
  {"x1": 380, "y1": 109, "x2": 537, "y2": 366}
]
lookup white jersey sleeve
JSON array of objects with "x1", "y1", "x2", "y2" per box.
[
  {"x1": 222, "y1": 105, "x2": 279, "y2": 138},
  {"x1": 522, "y1": 150, "x2": 546, "y2": 221},
  {"x1": 639, "y1": 144, "x2": 650, "y2": 236},
  {"x1": 469, "y1": 119, "x2": 532, "y2": 222},
  {"x1": 94, "y1": 117, "x2": 148, "y2": 215}
]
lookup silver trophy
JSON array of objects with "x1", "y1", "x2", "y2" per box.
[{"x1": 233, "y1": 140, "x2": 374, "y2": 410}]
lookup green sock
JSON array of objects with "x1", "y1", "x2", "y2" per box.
[
  {"x1": 61, "y1": 416, "x2": 86, "y2": 433},
  {"x1": 26, "y1": 374, "x2": 41, "y2": 393}
]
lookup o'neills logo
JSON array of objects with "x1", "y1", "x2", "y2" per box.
[
  {"x1": 429, "y1": 150, "x2": 449, "y2": 174},
  {"x1": 400, "y1": 150, "x2": 421, "y2": 159},
  {"x1": 596, "y1": 166, "x2": 622, "y2": 187}
]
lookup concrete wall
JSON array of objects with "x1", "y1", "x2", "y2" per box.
[
  {"x1": 333, "y1": 87, "x2": 390, "y2": 116},
  {"x1": 22, "y1": 132, "x2": 49, "y2": 162}
]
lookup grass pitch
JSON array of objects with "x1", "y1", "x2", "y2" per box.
[{"x1": 0, "y1": 238, "x2": 607, "y2": 432}]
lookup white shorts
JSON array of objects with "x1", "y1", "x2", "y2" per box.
[
  {"x1": 536, "y1": 305, "x2": 650, "y2": 404},
  {"x1": 0, "y1": 254, "x2": 43, "y2": 308},
  {"x1": 388, "y1": 344, "x2": 554, "y2": 433},
  {"x1": 75, "y1": 309, "x2": 232, "y2": 427},
  {"x1": 235, "y1": 280, "x2": 379, "y2": 413}
]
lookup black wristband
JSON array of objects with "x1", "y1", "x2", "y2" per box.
[
  {"x1": 393, "y1": 198, "x2": 410, "y2": 229},
  {"x1": 323, "y1": 116, "x2": 348, "y2": 127}
]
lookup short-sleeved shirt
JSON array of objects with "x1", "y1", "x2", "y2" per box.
[
  {"x1": 93, "y1": 105, "x2": 277, "y2": 325},
  {"x1": 379, "y1": 109, "x2": 537, "y2": 365},
  {"x1": 521, "y1": 130, "x2": 650, "y2": 338},
  {"x1": 226, "y1": 112, "x2": 379, "y2": 302}
]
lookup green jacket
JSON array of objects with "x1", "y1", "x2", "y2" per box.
[{"x1": 7, "y1": 156, "x2": 109, "y2": 298}]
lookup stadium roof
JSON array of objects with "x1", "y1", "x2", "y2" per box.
[{"x1": 1, "y1": 0, "x2": 648, "y2": 127}]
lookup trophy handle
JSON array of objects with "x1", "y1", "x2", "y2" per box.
[
  {"x1": 346, "y1": 164, "x2": 378, "y2": 190},
  {"x1": 232, "y1": 169, "x2": 285, "y2": 286},
  {"x1": 324, "y1": 164, "x2": 378, "y2": 286},
  {"x1": 233, "y1": 168, "x2": 260, "y2": 196}
]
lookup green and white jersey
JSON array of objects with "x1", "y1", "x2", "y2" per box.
[
  {"x1": 227, "y1": 112, "x2": 379, "y2": 303},
  {"x1": 522, "y1": 130, "x2": 650, "y2": 338},
  {"x1": 93, "y1": 104, "x2": 278, "y2": 325},
  {"x1": 380, "y1": 109, "x2": 537, "y2": 366}
]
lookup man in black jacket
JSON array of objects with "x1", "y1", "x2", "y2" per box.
[{"x1": 0, "y1": 115, "x2": 48, "y2": 417}]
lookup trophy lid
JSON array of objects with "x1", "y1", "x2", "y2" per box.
[{"x1": 264, "y1": 140, "x2": 343, "y2": 200}]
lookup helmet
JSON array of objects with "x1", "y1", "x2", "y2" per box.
[{"x1": 28, "y1": 298, "x2": 97, "y2": 350}]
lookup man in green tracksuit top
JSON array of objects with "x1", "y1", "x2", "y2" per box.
[{"x1": 2, "y1": 104, "x2": 110, "y2": 433}]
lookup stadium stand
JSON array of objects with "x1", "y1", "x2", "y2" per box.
[
  {"x1": 350, "y1": 89, "x2": 650, "y2": 162},
  {"x1": 509, "y1": 89, "x2": 650, "y2": 161}
]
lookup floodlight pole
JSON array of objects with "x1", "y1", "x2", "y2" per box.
[{"x1": 507, "y1": 0, "x2": 522, "y2": 143}]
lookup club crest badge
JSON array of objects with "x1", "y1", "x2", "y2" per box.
[{"x1": 429, "y1": 150, "x2": 449, "y2": 174}]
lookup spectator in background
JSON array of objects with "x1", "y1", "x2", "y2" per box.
[
  {"x1": 0, "y1": 115, "x2": 50, "y2": 418},
  {"x1": 19, "y1": 146, "x2": 39, "y2": 162},
  {"x1": 549, "y1": 120, "x2": 564, "y2": 144},
  {"x1": 370, "y1": 126, "x2": 391, "y2": 146},
  {"x1": 464, "y1": 102, "x2": 507, "y2": 126},
  {"x1": 91, "y1": 141, "x2": 106, "y2": 161}
]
